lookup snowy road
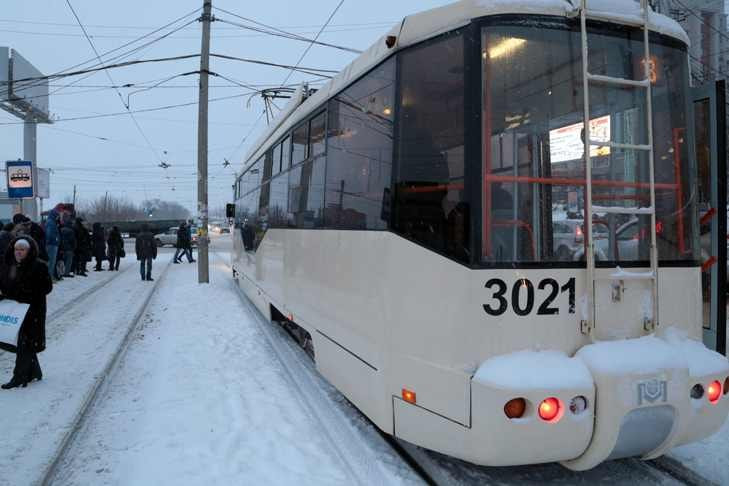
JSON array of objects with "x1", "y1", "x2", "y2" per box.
[{"x1": 46, "y1": 250, "x2": 421, "y2": 486}]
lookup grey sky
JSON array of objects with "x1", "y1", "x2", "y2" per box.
[{"x1": 1, "y1": 0, "x2": 447, "y2": 213}]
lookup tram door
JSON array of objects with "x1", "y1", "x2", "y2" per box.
[{"x1": 692, "y1": 80, "x2": 727, "y2": 355}]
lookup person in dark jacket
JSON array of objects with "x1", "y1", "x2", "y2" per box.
[
  {"x1": 107, "y1": 226, "x2": 124, "y2": 271},
  {"x1": 12, "y1": 214, "x2": 48, "y2": 262},
  {"x1": 44, "y1": 209, "x2": 61, "y2": 281},
  {"x1": 92, "y1": 223, "x2": 106, "y2": 271},
  {"x1": 135, "y1": 224, "x2": 157, "y2": 281},
  {"x1": 0, "y1": 236, "x2": 53, "y2": 389},
  {"x1": 73, "y1": 218, "x2": 91, "y2": 277},
  {"x1": 60, "y1": 221, "x2": 76, "y2": 277},
  {"x1": 0, "y1": 223, "x2": 14, "y2": 258},
  {"x1": 173, "y1": 222, "x2": 191, "y2": 264}
]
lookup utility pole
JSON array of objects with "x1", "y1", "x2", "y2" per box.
[
  {"x1": 197, "y1": 0, "x2": 212, "y2": 283},
  {"x1": 72, "y1": 185, "x2": 77, "y2": 208}
]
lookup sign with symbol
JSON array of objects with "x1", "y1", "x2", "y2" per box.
[
  {"x1": 637, "y1": 379, "x2": 668, "y2": 406},
  {"x1": 6, "y1": 160, "x2": 34, "y2": 198}
]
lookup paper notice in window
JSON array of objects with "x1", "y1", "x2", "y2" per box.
[{"x1": 549, "y1": 115, "x2": 611, "y2": 163}]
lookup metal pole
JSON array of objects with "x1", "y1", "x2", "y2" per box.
[
  {"x1": 197, "y1": 0, "x2": 212, "y2": 283},
  {"x1": 23, "y1": 119, "x2": 36, "y2": 219}
]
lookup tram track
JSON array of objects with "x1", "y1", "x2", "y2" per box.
[
  {"x1": 215, "y1": 251, "x2": 416, "y2": 486},
  {"x1": 37, "y1": 262, "x2": 171, "y2": 486},
  {"x1": 214, "y1": 248, "x2": 718, "y2": 486}
]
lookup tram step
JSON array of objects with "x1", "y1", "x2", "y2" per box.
[
  {"x1": 591, "y1": 205, "x2": 655, "y2": 215},
  {"x1": 588, "y1": 140, "x2": 651, "y2": 151},
  {"x1": 586, "y1": 73, "x2": 651, "y2": 88}
]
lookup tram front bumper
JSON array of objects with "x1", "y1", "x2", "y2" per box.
[
  {"x1": 462, "y1": 328, "x2": 729, "y2": 469},
  {"x1": 562, "y1": 330, "x2": 729, "y2": 471}
]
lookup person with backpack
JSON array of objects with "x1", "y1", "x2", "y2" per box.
[{"x1": 135, "y1": 224, "x2": 157, "y2": 281}]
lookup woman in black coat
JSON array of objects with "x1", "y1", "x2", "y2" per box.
[
  {"x1": 0, "y1": 236, "x2": 53, "y2": 389},
  {"x1": 92, "y1": 223, "x2": 106, "y2": 271},
  {"x1": 73, "y1": 219, "x2": 91, "y2": 276},
  {"x1": 106, "y1": 226, "x2": 124, "y2": 271}
]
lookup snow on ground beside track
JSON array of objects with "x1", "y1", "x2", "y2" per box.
[
  {"x1": 669, "y1": 416, "x2": 729, "y2": 484},
  {"x1": 52, "y1": 255, "x2": 420, "y2": 486},
  {"x1": 0, "y1": 257, "x2": 167, "y2": 486}
]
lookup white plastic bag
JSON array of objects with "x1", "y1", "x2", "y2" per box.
[{"x1": 0, "y1": 300, "x2": 30, "y2": 349}]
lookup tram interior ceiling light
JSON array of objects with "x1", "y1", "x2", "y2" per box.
[
  {"x1": 483, "y1": 38, "x2": 526, "y2": 60},
  {"x1": 707, "y1": 381, "x2": 722, "y2": 404}
]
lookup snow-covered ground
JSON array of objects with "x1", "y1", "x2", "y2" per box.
[{"x1": 0, "y1": 235, "x2": 728, "y2": 485}]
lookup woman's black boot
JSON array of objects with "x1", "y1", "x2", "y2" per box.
[{"x1": 1, "y1": 377, "x2": 27, "y2": 389}]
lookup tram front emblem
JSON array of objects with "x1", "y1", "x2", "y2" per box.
[{"x1": 637, "y1": 379, "x2": 668, "y2": 405}]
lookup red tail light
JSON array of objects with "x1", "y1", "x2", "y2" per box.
[
  {"x1": 538, "y1": 397, "x2": 562, "y2": 422},
  {"x1": 707, "y1": 381, "x2": 722, "y2": 404}
]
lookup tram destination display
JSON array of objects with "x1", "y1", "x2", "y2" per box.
[{"x1": 549, "y1": 115, "x2": 611, "y2": 163}]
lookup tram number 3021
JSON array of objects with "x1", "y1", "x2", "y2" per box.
[{"x1": 483, "y1": 278, "x2": 576, "y2": 317}]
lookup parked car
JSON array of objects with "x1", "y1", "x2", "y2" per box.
[
  {"x1": 153, "y1": 226, "x2": 198, "y2": 248},
  {"x1": 553, "y1": 220, "x2": 609, "y2": 260}
]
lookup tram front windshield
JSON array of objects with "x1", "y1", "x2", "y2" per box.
[{"x1": 481, "y1": 19, "x2": 696, "y2": 265}]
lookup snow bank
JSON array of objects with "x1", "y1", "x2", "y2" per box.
[
  {"x1": 474, "y1": 350, "x2": 593, "y2": 390},
  {"x1": 577, "y1": 335, "x2": 684, "y2": 375},
  {"x1": 660, "y1": 327, "x2": 729, "y2": 378}
]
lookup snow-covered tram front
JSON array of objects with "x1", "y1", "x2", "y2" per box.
[
  {"x1": 388, "y1": 1, "x2": 729, "y2": 470},
  {"x1": 230, "y1": 0, "x2": 729, "y2": 471}
]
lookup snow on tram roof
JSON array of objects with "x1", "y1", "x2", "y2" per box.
[{"x1": 240, "y1": 0, "x2": 687, "y2": 172}]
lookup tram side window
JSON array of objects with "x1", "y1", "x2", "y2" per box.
[
  {"x1": 269, "y1": 172, "x2": 289, "y2": 228},
  {"x1": 309, "y1": 111, "x2": 326, "y2": 157},
  {"x1": 263, "y1": 150, "x2": 274, "y2": 182},
  {"x1": 394, "y1": 32, "x2": 469, "y2": 263},
  {"x1": 325, "y1": 57, "x2": 395, "y2": 230},
  {"x1": 281, "y1": 136, "x2": 291, "y2": 170},
  {"x1": 292, "y1": 123, "x2": 308, "y2": 165},
  {"x1": 288, "y1": 158, "x2": 325, "y2": 229},
  {"x1": 272, "y1": 142, "x2": 282, "y2": 177}
]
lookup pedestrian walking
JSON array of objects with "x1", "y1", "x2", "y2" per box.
[
  {"x1": 44, "y1": 208, "x2": 61, "y2": 281},
  {"x1": 73, "y1": 218, "x2": 91, "y2": 277},
  {"x1": 135, "y1": 224, "x2": 157, "y2": 281},
  {"x1": 185, "y1": 220, "x2": 196, "y2": 263},
  {"x1": 60, "y1": 221, "x2": 76, "y2": 277},
  {"x1": 92, "y1": 222, "x2": 106, "y2": 271},
  {"x1": 173, "y1": 222, "x2": 190, "y2": 263},
  {"x1": 0, "y1": 237, "x2": 53, "y2": 389},
  {"x1": 107, "y1": 226, "x2": 124, "y2": 271}
]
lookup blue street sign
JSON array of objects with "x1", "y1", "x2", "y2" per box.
[{"x1": 6, "y1": 160, "x2": 34, "y2": 198}]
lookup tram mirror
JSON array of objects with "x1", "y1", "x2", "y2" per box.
[{"x1": 226, "y1": 203, "x2": 235, "y2": 218}]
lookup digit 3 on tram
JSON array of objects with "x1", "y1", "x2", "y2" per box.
[{"x1": 229, "y1": 0, "x2": 729, "y2": 470}]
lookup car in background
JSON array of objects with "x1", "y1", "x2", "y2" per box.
[
  {"x1": 552, "y1": 220, "x2": 609, "y2": 260},
  {"x1": 154, "y1": 226, "x2": 198, "y2": 247},
  {"x1": 209, "y1": 221, "x2": 230, "y2": 234}
]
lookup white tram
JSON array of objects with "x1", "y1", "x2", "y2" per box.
[{"x1": 230, "y1": 0, "x2": 729, "y2": 470}]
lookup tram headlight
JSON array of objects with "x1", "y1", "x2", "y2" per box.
[
  {"x1": 569, "y1": 396, "x2": 588, "y2": 415},
  {"x1": 707, "y1": 381, "x2": 722, "y2": 404},
  {"x1": 538, "y1": 397, "x2": 562, "y2": 422},
  {"x1": 503, "y1": 398, "x2": 526, "y2": 419}
]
